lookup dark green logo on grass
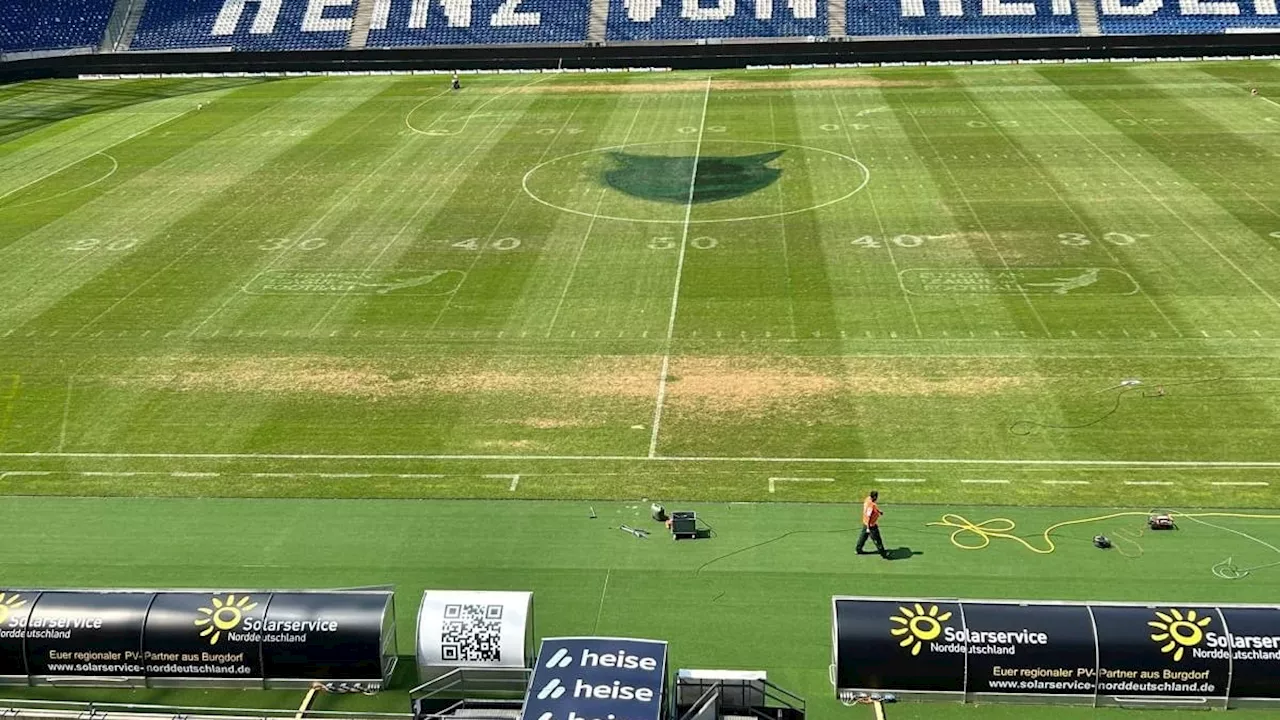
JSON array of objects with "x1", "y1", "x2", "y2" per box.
[{"x1": 604, "y1": 151, "x2": 784, "y2": 204}]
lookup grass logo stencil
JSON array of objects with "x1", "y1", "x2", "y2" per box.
[{"x1": 604, "y1": 151, "x2": 783, "y2": 204}]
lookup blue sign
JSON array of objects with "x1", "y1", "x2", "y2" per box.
[{"x1": 521, "y1": 637, "x2": 667, "y2": 720}]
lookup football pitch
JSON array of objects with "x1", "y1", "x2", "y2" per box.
[{"x1": 2, "y1": 60, "x2": 1280, "y2": 719}]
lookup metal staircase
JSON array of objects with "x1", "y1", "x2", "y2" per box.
[
  {"x1": 100, "y1": 0, "x2": 147, "y2": 52},
  {"x1": 586, "y1": 0, "x2": 610, "y2": 44},
  {"x1": 348, "y1": 0, "x2": 379, "y2": 49},
  {"x1": 828, "y1": 0, "x2": 847, "y2": 37},
  {"x1": 1076, "y1": 0, "x2": 1102, "y2": 36}
]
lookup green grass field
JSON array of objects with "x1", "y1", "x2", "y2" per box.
[{"x1": 3, "y1": 60, "x2": 1280, "y2": 720}]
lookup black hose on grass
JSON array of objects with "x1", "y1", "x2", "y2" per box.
[{"x1": 1008, "y1": 377, "x2": 1224, "y2": 436}]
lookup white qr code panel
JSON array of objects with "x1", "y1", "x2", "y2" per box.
[
  {"x1": 440, "y1": 604, "x2": 504, "y2": 662},
  {"x1": 418, "y1": 590, "x2": 532, "y2": 675}
]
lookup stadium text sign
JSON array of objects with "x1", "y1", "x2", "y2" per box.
[
  {"x1": 833, "y1": 597, "x2": 1280, "y2": 707},
  {"x1": 0, "y1": 590, "x2": 394, "y2": 689},
  {"x1": 521, "y1": 637, "x2": 667, "y2": 720}
]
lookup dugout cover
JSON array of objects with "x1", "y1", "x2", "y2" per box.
[{"x1": 832, "y1": 596, "x2": 1280, "y2": 709}]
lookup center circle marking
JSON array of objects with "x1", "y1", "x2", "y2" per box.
[{"x1": 521, "y1": 139, "x2": 870, "y2": 224}]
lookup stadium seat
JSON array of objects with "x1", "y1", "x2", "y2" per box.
[
  {"x1": 845, "y1": 0, "x2": 1080, "y2": 36},
  {"x1": 365, "y1": 0, "x2": 591, "y2": 47},
  {"x1": 0, "y1": 0, "x2": 115, "y2": 53},
  {"x1": 1097, "y1": 0, "x2": 1280, "y2": 34},
  {"x1": 605, "y1": 0, "x2": 827, "y2": 40},
  {"x1": 132, "y1": 0, "x2": 356, "y2": 51}
]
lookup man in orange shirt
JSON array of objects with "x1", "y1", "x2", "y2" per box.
[{"x1": 856, "y1": 490, "x2": 886, "y2": 557}]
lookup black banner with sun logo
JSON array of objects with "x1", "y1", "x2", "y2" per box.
[
  {"x1": 1091, "y1": 605, "x2": 1227, "y2": 700},
  {"x1": 144, "y1": 593, "x2": 267, "y2": 679},
  {"x1": 0, "y1": 591, "x2": 36, "y2": 679},
  {"x1": 833, "y1": 599, "x2": 964, "y2": 693},
  {"x1": 0, "y1": 589, "x2": 393, "y2": 688},
  {"x1": 833, "y1": 597, "x2": 1280, "y2": 706}
]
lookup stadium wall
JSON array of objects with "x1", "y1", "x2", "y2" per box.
[{"x1": 1, "y1": 31, "x2": 1280, "y2": 82}]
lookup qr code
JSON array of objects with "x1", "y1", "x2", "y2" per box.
[{"x1": 441, "y1": 604, "x2": 503, "y2": 663}]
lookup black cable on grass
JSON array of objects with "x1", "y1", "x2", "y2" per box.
[
  {"x1": 1009, "y1": 377, "x2": 1224, "y2": 436},
  {"x1": 694, "y1": 527, "x2": 859, "y2": 577}
]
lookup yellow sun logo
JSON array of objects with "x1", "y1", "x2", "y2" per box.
[
  {"x1": 0, "y1": 593, "x2": 25, "y2": 626},
  {"x1": 890, "y1": 603, "x2": 952, "y2": 656},
  {"x1": 1148, "y1": 608, "x2": 1211, "y2": 662},
  {"x1": 194, "y1": 594, "x2": 257, "y2": 646}
]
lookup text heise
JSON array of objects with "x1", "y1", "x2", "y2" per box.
[{"x1": 571, "y1": 649, "x2": 660, "y2": 703}]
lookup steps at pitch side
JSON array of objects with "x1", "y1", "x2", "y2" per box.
[
  {"x1": 101, "y1": 0, "x2": 147, "y2": 52},
  {"x1": 1075, "y1": 0, "x2": 1102, "y2": 36},
  {"x1": 586, "y1": 0, "x2": 610, "y2": 43},
  {"x1": 828, "y1": 0, "x2": 847, "y2": 37},
  {"x1": 349, "y1": 0, "x2": 378, "y2": 49}
]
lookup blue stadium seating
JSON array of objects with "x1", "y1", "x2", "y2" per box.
[
  {"x1": 366, "y1": 0, "x2": 589, "y2": 46},
  {"x1": 606, "y1": 0, "x2": 827, "y2": 40},
  {"x1": 132, "y1": 0, "x2": 354, "y2": 51},
  {"x1": 0, "y1": 0, "x2": 115, "y2": 53},
  {"x1": 1098, "y1": 0, "x2": 1280, "y2": 34},
  {"x1": 847, "y1": 0, "x2": 1079, "y2": 36}
]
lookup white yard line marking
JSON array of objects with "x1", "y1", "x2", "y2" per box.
[
  {"x1": 0, "y1": 471, "x2": 53, "y2": 481},
  {"x1": 186, "y1": 90, "x2": 453, "y2": 338},
  {"x1": 769, "y1": 477, "x2": 835, "y2": 493},
  {"x1": 428, "y1": 98, "x2": 581, "y2": 333},
  {"x1": 874, "y1": 477, "x2": 926, "y2": 483},
  {"x1": 1034, "y1": 95, "x2": 1280, "y2": 314},
  {"x1": 547, "y1": 99, "x2": 647, "y2": 338},
  {"x1": 1211, "y1": 481, "x2": 1270, "y2": 487},
  {"x1": 970, "y1": 96, "x2": 1182, "y2": 337},
  {"x1": 58, "y1": 376, "x2": 73, "y2": 453},
  {"x1": 833, "y1": 93, "x2": 920, "y2": 337},
  {"x1": 171, "y1": 472, "x2": 220, "y2": 478},
  {"x1": 962, "y1": 479, "x2": 1010, "y2": 484},
  {"x1": 903, "y1": 111, "x2": 1051, "y2": 336},
  {"x1": 649, "y1": 77, "x2": 712, "y2": 459},
  {"x1": 484, "y1": 473, "x2": 521, "y2": 491},
  {"x1": 252, "y1": 472, "x2": 296, "y2": 478},
  {"x1": 0, "y1": 109, "x2": 193, "y2": 204},
  {"x1": 315, "y1": 473, "x2": 372, "y2": 478},
  {"x1": 592, "y1": 568, "x2": 611, "y2": 634},
  {"x1": 1042, "y1": 480, "x2": 1090, "y2": 485},
  {"x1": 1124, "y1": 481, "x2": 1174, "y2": 486},
  {"x1": 5, "y1": 453, "x2": 1280, "y2": 468}
]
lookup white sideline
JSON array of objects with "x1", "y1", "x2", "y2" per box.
[
  {"x1": 648, "y1": 77, "x2": 712, "y2": 459},
  {"x1": 5, "y1": 452, "x2": 1280, "y2": 468}
]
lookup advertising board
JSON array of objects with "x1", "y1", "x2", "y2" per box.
[
  {"x1": 521, "y1": 637, "x2": 667, "y2": 720},
  {"x1": 0, "y1": 589, "x2": 394, "y2": 689},
  {"x1": 833, "y1": 596, "x2": 1280, "y2": 708}
]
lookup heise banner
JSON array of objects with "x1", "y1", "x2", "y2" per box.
[
  {"x1": 833, "y1": 597, "x2": 1280, "y2": 707},
  {"x1": 520, "y1": 637, "x2": 667, "y2": 720},
  {"x1": 0, "y1": 589, "x2": 394, "y2": 688}
]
